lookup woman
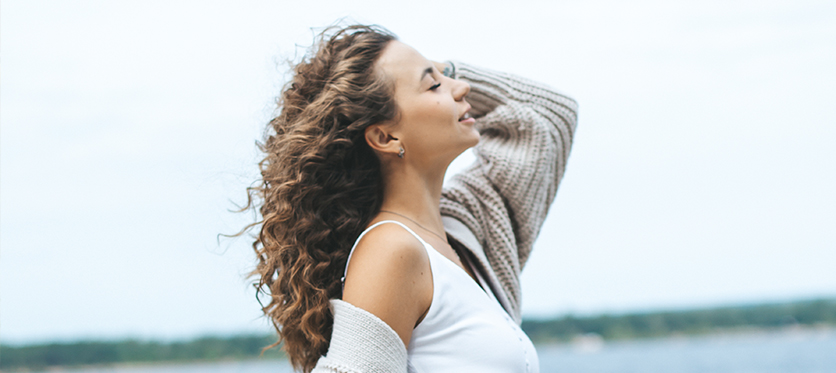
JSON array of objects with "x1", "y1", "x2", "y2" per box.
[{"x1": 245, "y1": 24, "x2": 577, "y2": 372}]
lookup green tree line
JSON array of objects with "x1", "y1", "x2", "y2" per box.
[
  {"x1": 522, "y1": 298, "x2": 836, "y2": 343},
  {"x1": 2, "y1": 298, "x2": 834, "y2": 370},
  {"x1": 0, "y1": 335, "x2": 284, "y2": 371}
]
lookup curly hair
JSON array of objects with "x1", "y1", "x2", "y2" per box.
[{"x1": 242, "y1": 25, "x2": 398, "y2": 372}]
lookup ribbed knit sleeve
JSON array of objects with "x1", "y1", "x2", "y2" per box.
[
  {"x1": 440, "y1": 62, "x2": 578, "y2": 320},
  {"x1": 312, "y1": 300, "x2": 408, "y2": 373}
]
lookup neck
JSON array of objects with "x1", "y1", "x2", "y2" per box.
[{"x1": 378, "y1": 160, "x2": 448, "y2": 237}]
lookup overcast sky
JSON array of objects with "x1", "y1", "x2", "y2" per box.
[{"x1": 2, "y1": 0, "x2": 834, "y2": 344}]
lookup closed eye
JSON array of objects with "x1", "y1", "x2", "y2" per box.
[{"x1": 429, "y1": 82, "x2": 441, "y2": 91}]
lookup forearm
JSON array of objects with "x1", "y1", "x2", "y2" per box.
[{"x1": 449, "y1": 61, "x2": 578, "y2": 125}]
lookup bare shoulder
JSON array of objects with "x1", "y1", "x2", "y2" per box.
[{"x1": 342, "y1": 222, "x2": 432, "y2": 347}]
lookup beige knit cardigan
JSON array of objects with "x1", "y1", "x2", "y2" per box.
[{"x1": 313, "y1": 61, "x2": 578, "y2": 373}]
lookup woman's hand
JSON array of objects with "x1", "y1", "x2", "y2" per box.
[{"x1": 433, "y1": 61, "x2": 453, "y2": 78}]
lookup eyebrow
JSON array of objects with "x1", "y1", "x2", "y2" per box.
[{"x1": 419, "y1": 66, "x2": 433, "y2": 83}]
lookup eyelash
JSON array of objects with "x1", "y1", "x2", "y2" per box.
[{"x1": 430, "y1": 82, "x2": 441, "y2": 91}]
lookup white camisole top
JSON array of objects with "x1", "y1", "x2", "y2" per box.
[{"x1": 343, "y1": 220, "x2": 539, "y2": 373}]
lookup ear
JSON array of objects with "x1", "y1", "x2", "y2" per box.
[{"x1": 364, "y1": 124, "x2": 402, "y2": 157}]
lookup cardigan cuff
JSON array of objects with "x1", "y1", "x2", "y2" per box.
[{"x1": 312, "y1": 300, "x2": 408, "y2": 373}]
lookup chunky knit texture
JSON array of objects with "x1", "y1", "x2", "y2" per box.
[
  {"x1": 313, "y1": 300, "x2": 408, "y2": 373},
  {"x1": 312, "y1": 62, "x2": 577, "y2": 372}
]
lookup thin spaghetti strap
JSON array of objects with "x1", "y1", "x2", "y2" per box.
[{"x1": 341, "y1": 220, "x2": 427, "y2": 292}]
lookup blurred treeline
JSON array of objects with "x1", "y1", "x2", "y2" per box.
[
  {"x1": 0, "y1": 335, "x2": 284, "y2": 371},
  {"x1": 2, "y1": 298, "x2": 834, "y2": 370},
  {"x1": 523, "y1": 298, "x2": 836, "y2": 343}
]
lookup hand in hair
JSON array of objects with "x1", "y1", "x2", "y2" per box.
[{"x1": 433, "y1": 60, "x2": 452, "y2": 77}]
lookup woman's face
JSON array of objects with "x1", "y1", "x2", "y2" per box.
[{"x1": 375, "y1": 41, "x2": 479, "y2": 168}]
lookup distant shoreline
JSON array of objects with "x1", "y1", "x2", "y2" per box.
[
  {"x1": 552, "y1": 323, "x2": 836, "y2": 352},
  {"x1": 3, "y1": 298, "x2": 834, "y2": 371},
  {"x1": 6, "y1": 327, "x2": 836, "y2": 373},
  {"x1": 521, "y1": 298, "x2": 836, "y2": 344}
]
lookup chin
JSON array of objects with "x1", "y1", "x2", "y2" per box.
[
  {"x1": 466, "y1": 129, "x2": 481, "y2": 148},
  {"x1": 448, "y1": 134, "x2": 480, "y2": 162}
]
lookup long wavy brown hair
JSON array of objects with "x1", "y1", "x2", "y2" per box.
[{"x1": 240, "y1": 25, "x2": 398, "y2": 372}]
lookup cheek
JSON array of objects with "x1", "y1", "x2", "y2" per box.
[
  {"x1": 400, "y1": 97, "x2": 455, "y2": 128},
  {"x1": 415, "y1": 100, "x2": 447, "y2": 123}
]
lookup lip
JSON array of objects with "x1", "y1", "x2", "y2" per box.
[{"x1": 458, "y1": 104, "x2": 474, "y2": 124}]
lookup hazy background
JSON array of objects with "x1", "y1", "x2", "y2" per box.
[{"x1": 2, "y1": 0, "x2": 834, "y2": 345}]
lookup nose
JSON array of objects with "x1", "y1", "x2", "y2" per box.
[{"x1": 452, "y1": 78, "x2": 470, "y2": 102}]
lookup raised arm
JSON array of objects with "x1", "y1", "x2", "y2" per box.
[{"x1": 440, "y1": 62, "x2": 578, "y2": 315}]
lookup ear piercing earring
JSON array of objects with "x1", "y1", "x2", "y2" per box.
[{"x1": 398, "y1": 147, "x2": 405, "y2": 158}]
